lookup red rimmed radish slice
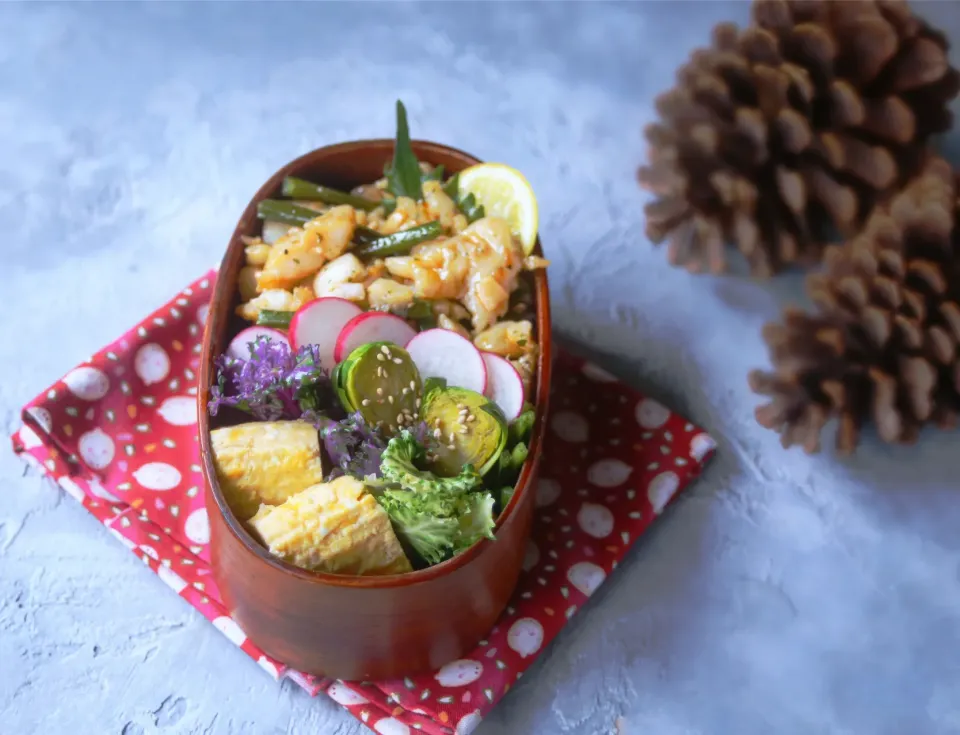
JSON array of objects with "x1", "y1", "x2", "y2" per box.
[
  {"x1": 406, "y1": 328, "x2": 487, "y2": 394},
  {"x1": 480, "y1": 352, "x2": 525, "y2": 421},
  {"x1": 226, "y1": 326, "x2": 290, "y2": 361},
  {"x1": 334, "y1": 312, "x2": 417, "y2": 363},
  {"x1": 289, "y1": 297, "x2": 363, "y2": 370}
]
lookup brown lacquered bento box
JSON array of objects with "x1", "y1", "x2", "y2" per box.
[{"x1": 197, "y1": 139, "x2": 552, "y2": 680}]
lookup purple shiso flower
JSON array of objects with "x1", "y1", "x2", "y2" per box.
[
  {"x1": 209, "y1": 335, "x2": 438, "y2": 484},
  {"x1": 320, "y1": 411, "x2": 388, "y2": 480},
  {"x1": 320, "y1": 413, "x2": 438, "y2": 482},
  {"x1": 208, "y1": 337, "x2": 332, "y2": 422}
]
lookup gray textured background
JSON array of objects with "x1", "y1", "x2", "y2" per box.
[{"x1": 4, "y1": 2, "x2": 960, "y2": 734}]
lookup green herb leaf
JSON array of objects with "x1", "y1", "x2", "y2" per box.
[
  {"x1": 442, "y1": 173, "x2": 460, "y2": 199},
  {"x1": 384, "y1": 100, "x2": 423, "y2": 200},
  {"x1": 422, "y1": 164, "x2": 445, "y2": 183}
]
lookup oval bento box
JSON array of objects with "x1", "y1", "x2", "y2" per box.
[{"x1": 197, "y1": 139, "x2": 552, "y2": 680}]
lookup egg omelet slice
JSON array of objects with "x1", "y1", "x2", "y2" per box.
[
  {"x1": 210, "y1": 421, "x2": 326, "y2": 521},
  {"x1": 248, "y1": 476, "x2": 412, "y2": 576}
]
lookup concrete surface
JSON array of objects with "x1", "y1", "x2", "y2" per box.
[{"x1": 3, "y1": 2, "x2": 960, "y2": 734}]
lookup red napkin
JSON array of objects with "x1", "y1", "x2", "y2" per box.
[{"x1": 11, "y1": 270, "x2": 716, "y2": 735}]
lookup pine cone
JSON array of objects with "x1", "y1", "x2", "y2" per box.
[
  {"x1": 749, "y1": 156, "x2": 960, "y2": 454},
  {"x1": 638, "y1": 0, "x2": 960, "y2": 277}
]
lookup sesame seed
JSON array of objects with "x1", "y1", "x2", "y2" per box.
[
  {"x1": 467, "y1": 415, "x2": 476, "y2": 422},
  {"x1": 409, "y1": 381, "x2": 416, "y2": 390},
  {"x1": 361, "y1": 399, "x2": 371, "y2": 406},
  {"x1": 457, "y1": 403, "x2": 466, "y2": 410},
  {"x1": 401, "y1": 387, "x2": 409, "y2": 395},
  {"x1": 447, "y1": 444, "x2": 456, "y2": 450},
  {"x1": 388, "y1": 396, "x2": 394, "y2": 404},
  {"x1": 389, "y1": 425, "x2": 396, "y2": 432},
  {"x1": 377, "y1": 353, "x2": 386, "y2": 361},
  {"x1": 416, "y1": 399, "x2": 422, "y2": 407},
  {"x1": 393, "y1": 357, "x2": 403, "y2": 364},
  {"x1": 448, "y1": 432, "x2": 456, "y2": 442},
  {"x1": 380, "y1": 345, "x2": 390, "y2": 354},
  {"x1": 383, "y1": 369, "x2": 389, "y2": 378},
  {"x1": 397, "y1": 413, "x2": 405, "y2": 424},
  {"x1": 377, "y1": 388, "x2": 383, "y2": 396}
]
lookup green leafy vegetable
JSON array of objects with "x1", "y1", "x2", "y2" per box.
[
  {"x1": 508, "y1": 406, "x2": 535, "y2": 447},
  {"x1": 375, "y1": 431, "x2": 495, "y2": 564},
  {"x1": 499, "y1": 485, "x2": 515, "y2": 510},
  {"x1": 384, "y1": 100, "x2": 423, "y2": 200},
  {"x1": 380, "y1": 430, "x2": 481, "y2": 495},
  {"x1": 354, "y1": 221, "x2": 443, "y2": 258},
  {"x1": 256, "y1": 309, "x2": 294, "y2": 329},
  {"x1": 281, "y1": 177, "x2": 379, "y2": 211},
  {"x1": 377, "y1": 490, "x2": 459, "y2": 565},
  {"x1": 454, "y1": 492, "x2": 496, "y2": 554},
  {"x1": 506, "y1": 442, "x2": 529, "y2": 474}
]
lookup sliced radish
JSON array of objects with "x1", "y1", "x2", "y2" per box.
[
  {"x1": 289, "y1": 297, "x2": 363, "y2": 371},
  {"x1": 334, "y1": 312, "x2": 417, "y2": 363},
  {"x1": 406, "y1": 328, "x2": 487, "y2": 394},
  {"x1": 481, "y1": 352, "x2": 525, "y2": 421},
  {"x1": 226, "y1": 326, "x2": 289, "y2": 361},
  {"x1": 261, "y1": 220, "x2": 291, "y2": 244}
]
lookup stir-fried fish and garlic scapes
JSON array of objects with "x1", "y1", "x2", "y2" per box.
[{"x1": 208, "y1": 101, "x2": 548, "y2": 576}]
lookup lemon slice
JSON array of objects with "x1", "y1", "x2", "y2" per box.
[{"x1": 457, "y1": 163, "x2": 539, "y2": 255}]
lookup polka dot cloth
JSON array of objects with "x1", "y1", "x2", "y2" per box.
[{"x1": 11, "y1": 270, "x2": 717, "y2": 735}]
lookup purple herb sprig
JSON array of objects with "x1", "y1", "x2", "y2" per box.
[
  {"x1": 208, "y1": 337, "x2": 334, "y2": 421},
  {"x1": 320, "y1": 412, "x2": 439, "y2": 482}
]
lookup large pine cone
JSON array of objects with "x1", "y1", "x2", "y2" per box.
[
  {"x1": 638, "y1": 0, "x2": 960, "y2": 277},
  {"x1": 749, "y1": 156, "x2": 960, "y2": 454}
]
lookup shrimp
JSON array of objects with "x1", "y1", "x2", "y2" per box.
[
  {"x1": 474, "y1": 319, "x2": 538, "y2": 395},
  {"x1": 313, "y1": 253, "x2": 367, "y2": 302},
  {"x1": 367, "y1": 278, "x2": 416, "y2": 310},
  {"x1": 257, "y1": 205, "x2": 356, "y2": 290},
  {"x1": 402, "y1": 217, "x2": 524, "y2": 332},
  {"x1": 236, "y1": 286, "x2": 314, "y2": 322},
  {"x1": 420, "y1": 180, "x2": 458, "y2": 230},
  {"x1": 473, "y1": 320, "x2": 535, "y2": 359}
]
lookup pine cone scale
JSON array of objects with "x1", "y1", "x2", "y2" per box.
[
  {"x1": 639, "y1": 0, "x2": 959, "y2": 276},
  {"x1": 751, "y1": 157, "x2": 960, "y2": 453}
]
